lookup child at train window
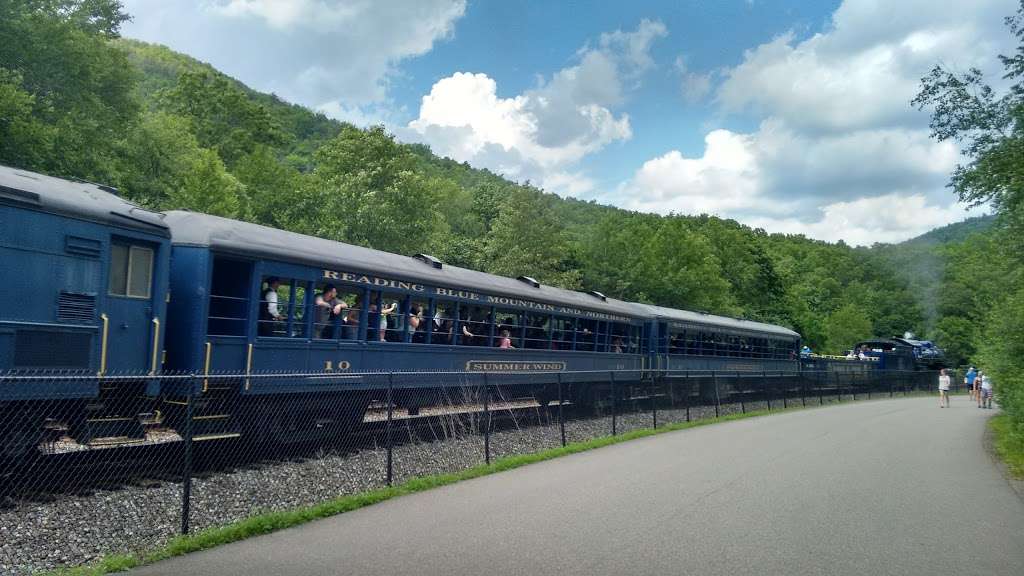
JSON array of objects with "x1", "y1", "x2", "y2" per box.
[{"x1": 499, "y1": 329, "x2": 514, "y2": 349}]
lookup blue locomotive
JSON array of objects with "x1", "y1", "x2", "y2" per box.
[
  {"x1": 0, "y1": 166, "x2": 170, "y2": 453},
  {"x1": 1, "y1": 165, "x2": 806, "y2": 452}
]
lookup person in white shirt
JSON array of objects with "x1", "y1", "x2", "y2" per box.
[
  {"x1": 259, "y1": 277, "x2": 284, "y2": 336},
  {"x1": 937, "y1": 368, "x2": 951, "y2": 408},
  {"x1": 979, "y1": 372, "x2": 994, "y2": 409}
]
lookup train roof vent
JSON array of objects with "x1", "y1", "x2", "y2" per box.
[
  {"x1": 517, "y1": 275, "x2": 541, "y2": 288},
  {"x1": 411, "y1": 253, "x2": 443, "y2": 269},
  {"x1": 588, "y1": 290, "x2": 607, "y2": 301}
]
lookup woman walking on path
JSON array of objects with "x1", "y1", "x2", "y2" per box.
[
  {"x1": 938, "y1": 368, "x2": 951, "y2": 408},
  {"x1": 979, "y1": 372, "x2": 994, "y2": 409}
]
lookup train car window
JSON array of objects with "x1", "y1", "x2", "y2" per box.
[
  {"x1": 108, "y1": 243, "x2": 153, "y2": 298},
  {"x1": 523, "y1": 314, "x2": 549, "y2": 349},
  {"x1": 494, "y1": 309, "x2": 520, "y2": 348},
  {"x1": 207, "y1": 258, "x2": 251, "y2": 337},
  {"x1": 312, "y1": 284, "x2": 357, "y2": 340},
  {"x1": 258, "y1": 276, "x2": 292, "y2": 337},
  {"x1": 575, "y1": 319, "x2": 596, "y2": 352},
  {"x1": 337, "y1": 289, "x2": 361, "y2": 340},
  {"x1": 432, "y1": 301, "x2": 455, "y2": 344},
  {"x1": 550, "y1": 316, "x2": 573, "y2": 350},
  {"x1": 374, "y1": 293, "x2": 404, "y2": 342},
  {"x1": 592, "y1": 321, "x2": 606, "y2": 352},
  {"x1": 458, "y1": 305, "x2": 489, "y2": 346},
  {"x1": 286, "y1": 281, "x2": 308, "y2": 339},
  {"x1": 408, "y1": 298, "x2": 428, "y2": 343}
]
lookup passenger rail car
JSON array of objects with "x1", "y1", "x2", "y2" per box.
[
  {"x1": 0, "y1": 166, "x2": 170, "y2": 453},
  {"x1": 161, "y1": 211, "x2": 647, "y2": 437},
  {"x1": 633, "y1": 303, "x2": 800, "y2": 373}
]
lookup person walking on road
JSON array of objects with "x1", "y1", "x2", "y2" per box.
[
  {"x1": 979, "y1": 372, "x2": 994, "y2": 409},
  {"x1": 965, "y1": 366, "x2": 977, "y2": 401},
  {"x1": 938, "y1": 368, "x2": 951, "y2": 408}
]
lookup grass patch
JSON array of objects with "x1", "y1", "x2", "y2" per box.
[
  {"x1": 990, "y1": 414, "x2": 1024, "y2": 479},
  {"x1": 43, "y1": 398, "x2": 897, "y2": 575}
]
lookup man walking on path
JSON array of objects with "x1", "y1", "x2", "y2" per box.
[
  {"x1": 938, "y1": 369, "x2": 951, "y2": 408},
  {"x1": 965, "y1": 366, "x2": 977, "y2": 401},
  {"x1": 979, "y1": 372, "x2": 994, "y2": 409}
]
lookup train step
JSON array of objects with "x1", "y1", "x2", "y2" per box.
[
  {"x1": 78, "y1": 416, "x2": 146, "y2": 445},
  {"x1": 183, "y1": 412, "x2": 240, "y2": 439}
]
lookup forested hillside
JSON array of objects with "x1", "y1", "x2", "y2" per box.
[{"x1": 0, "y1": 0, "x2": 977, "y2": 358}]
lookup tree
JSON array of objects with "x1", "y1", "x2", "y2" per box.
[
  {"x1": 0, "y1": 0, "x2": 138, "y2": 180},
  {"x1": 166, "y1": 148, "x2": 242, "y2": 217},
  {"x1": 116, "y1": 111, "x2": 205, "y2": 209},
  {"x1": 303, "y1": 125, "x2": 447, "y2": 255},
  {"x1": 158, "y1": 70, "x2": 289, "y2": 167},
  {"x1": 481, "y1": 188, "x2": 581, "y2": 290},
  {"x1": 0, "y1": 68, "x2": 53, "y2": 169},
  {"x1": 232, "y1": 145, "x2": 302, "y2": 228},
  {"x1": 822, "y1": 304, "x2": 873, "y2": 355}
]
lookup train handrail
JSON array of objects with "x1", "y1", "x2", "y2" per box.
[
  {"x1": 149, "y1": 317, "x2": 161, "y2": 375},
  {"x1": 98, "y1": 313, "x2": 109, "y2": 377}
]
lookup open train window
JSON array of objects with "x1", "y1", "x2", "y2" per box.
[
  {"x1": 258, "y1": 276, "x2": 307, "y2": 338},
  {"x1": 108, "y1": 243, "x2": 153, "y2": 299},
  {"x1": 494, "y1": 309, "x2": 521, "y2": 348},
  {"x1": 207, "y1": 258, "x2": 251, "y2": 337},
  {"x1": 311, "y1": 284, "x2": 362, "y2": 341},
  {"x1": 551, "y1": 316, "x2": 574, "y2": 350},
  {"x1": 458, "y1": 305, "x2": 490, "y2": 346},
  {"x1": 431, "y1": 301, "x2": 455, "y2": 344},
  {"x1": 524, "y1": 314, "x2": 550, "y2": 349}
]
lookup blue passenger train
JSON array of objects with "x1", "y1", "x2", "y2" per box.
[{"x1": 0, "y1": 165, "x2": 816, "y2": 452}]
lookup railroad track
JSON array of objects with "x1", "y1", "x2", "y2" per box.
[{"x1": 0, "y1": 397, "x2": 565, "y2": 503}]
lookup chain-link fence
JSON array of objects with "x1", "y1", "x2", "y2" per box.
[{"x1": 0, "y1": 368, "x2": 947, "y2": 575}]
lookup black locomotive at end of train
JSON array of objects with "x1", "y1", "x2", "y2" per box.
[{"x1": 0, "y1": 164, "x2": 910, "y2": 455}]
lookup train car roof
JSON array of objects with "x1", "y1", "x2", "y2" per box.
[
  {"x1": 856, "y1": 338, "x2": 911, "y2": 349},
  {"x1": 630, "y1": 302, "x2": 800, "y2": 338},
  {"x1": 0, "y1": 164, "x2": 168, "y2": 235},
  {"x1": 164, "y1": 211, "x2": 644, "y2": 319}
]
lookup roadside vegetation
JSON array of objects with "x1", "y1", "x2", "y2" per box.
[
  {"x1": 991, "y1": 415, "x2": 1024, "y2": 479},
  {"x1": 912, "y1": 0, "x2": 1024, "y2": 455}
]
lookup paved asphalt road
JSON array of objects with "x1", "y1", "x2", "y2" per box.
[{"x1": 131, "y1": 397, "x2": 1024, "y2": 576}]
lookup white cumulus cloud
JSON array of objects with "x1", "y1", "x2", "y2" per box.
[
  {"x1": 402, "y1": 20, "x2": 666, "y2": 195},
  {"x1": 612, "y1": 0, "x2": 1013, "y2": 244},
  {"x1": 125, "y1": 0, "x2": 466, "y2": 115}
]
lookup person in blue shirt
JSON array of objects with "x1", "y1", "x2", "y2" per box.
[
  {"x1": 800, "y1": 345, "x2": 812, "y2": 358},
  {"x1": 965, "y1": 367, "x2": 977, "y2": 401}
]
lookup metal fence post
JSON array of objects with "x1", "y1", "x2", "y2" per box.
[
  {"x1": 180, "y1": 377, "x2": 195, "y2": 535},
  {"x1": 483, "y1": 373, "x2": 491, "y2": 465},
  {"x1": 557, "y1": 372, "x2": 566, "y2": 447},
  {"x1": 610, "y1": 371, "x2": 617, "y2": 436},
  {"x1": 738, "y1": 371, "x2": 746, "y2": 414},
  {"x1": 801, "y1": 372, "x2": 806, "y2": 407},
  {"x1": 386, "y1": 372, "x2": 394, "y2": 486},
  {"x1": 713, "y1": 372, "x2": 721, "y2": 418},
  {"x1": 684, "y1": 372, "x2": 691, "y2": 422},
  {"x1": 650, "y1": 371, "x2": 658, "y2": 429}
]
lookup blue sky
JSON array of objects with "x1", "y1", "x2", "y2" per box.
[{"x1": 121, "y1": 0, "x2": 1015, "y2": 245}]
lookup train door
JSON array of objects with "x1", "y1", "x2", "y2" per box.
[{"x1": 102, "y1": 239, "x2": 159, "y2": 373}]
